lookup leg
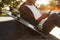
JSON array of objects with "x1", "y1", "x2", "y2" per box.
[
  {"x1": 42, "y1": 13, "x2": 58, "y2": 35},
  {"x1": 54, "y1": 16, "x2": 60, "y2": 27}
]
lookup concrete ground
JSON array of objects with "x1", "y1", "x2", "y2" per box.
[{"x1": 0, "y1": 17, "x2": 59, "y2": 40}]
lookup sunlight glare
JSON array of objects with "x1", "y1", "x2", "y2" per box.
[
  {"x1": 0, "y1": 17, "x2": 14, "y2": 22},
  {"x1": 22, "y1": 0, "x2": 26, "y2": 2},
  {"x1": 36, "y1": 0, "x2": 50, "y2": 5},
  {"x1": 0, "y1": 0, "x2": 2, "y2": 2}
]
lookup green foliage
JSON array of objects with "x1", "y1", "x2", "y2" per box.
[
  {"x1": 2, "y1": 0, "x2": 15, "y2": 5},
  {"x1": 56, "y1": 0, "x2": 60, "y2": 6},
  {"x1": 0, "y1": 0, "x2": 21, "y2": 16},
  {"x1": 13, "y1": 1, "x2": 20, "y2": 8},
  {"x1": 2, "y1": 0, "x2": 20, "y2": 8},
  {"x1": 0, "y1": 13, "x2": 8, "y2": 16},
  {"x1": 49, "y1": 0, "x2": 60, "y2": 6}
]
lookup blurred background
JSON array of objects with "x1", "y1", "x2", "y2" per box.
[
  {"x1": 0, "y1": 0, "x2": 60, "y2": 40},
  {"x1": 0, "y1": 0, "x2": 60, "y2": 16}
]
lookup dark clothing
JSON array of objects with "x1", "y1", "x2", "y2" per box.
[
  {"x1": 19, "y1": 4, "x2": 38, "y2": 26},
  {"x1": 42, "y1": 13, "x2": 60, "y2": 35},
  {"x1": 19, "y1": 3, "x2": 60, "y2": 35},
  {"x1": 43, "y1": 13, "x2": 60, "y2": 33}
]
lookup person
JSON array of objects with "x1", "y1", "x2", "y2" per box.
[{"x1": 18, "y1": 0, "x2": 60, "y2": 35}]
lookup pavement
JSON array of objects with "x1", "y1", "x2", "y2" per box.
[
  {"x1": 0, "y1": 16, "x2": 14, "y2": 22},
  {"x1": 0, "y1": 17, "x2": 59, "y2": 40}
]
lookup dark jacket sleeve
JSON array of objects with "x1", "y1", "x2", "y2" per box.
[{"x1": 18, "y1": 5, "x2": 39, "y2": 26}]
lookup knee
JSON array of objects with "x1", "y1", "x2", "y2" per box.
[
  {"x1": 58, "y1": 12, "x2": 60, "y2": 15},
  {"x1": 51, "y1": 13, "x2": 57, "y2": 16},
  {"x1": 49, "y1": 13, "x2": 59, "y2": 19}
]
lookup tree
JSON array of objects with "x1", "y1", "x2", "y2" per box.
[
  {"x1": 55, "y1": 0, "x2": 60, "y2": 6},
  {"x1": 0, "y1": 0, "x2": 4, "y2": 14},
  {"x1": 2, "y1": 0, "x2": 20, "y2": 8},
  {"x1": 49, "y1": 0, "x2": 60, "y2": 6},
  {"x1": 49, "y1": 0, "x2": 57, "y2": 6},
  {"x1": 0, "y1": 0, "x2": 21, "y2": 13}
]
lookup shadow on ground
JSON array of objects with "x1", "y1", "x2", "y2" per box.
[{"x1": 0, "y1": 20, "x2": 59, "y2": 40}]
